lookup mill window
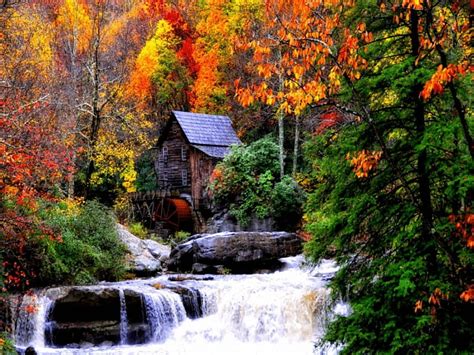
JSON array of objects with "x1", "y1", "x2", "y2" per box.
[
  {"x1": 181, "y1": 169, "x2": 188, "y2": 186},
  {"x1": 162, "y1": 146, "x2": 168, "y2": 165}
]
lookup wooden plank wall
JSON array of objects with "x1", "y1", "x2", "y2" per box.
[
  {"x1": 155, "y1": 120, "x2": 191, "y2": 192},
  {"x1": 190, "y1": 148, "x2": 216, "y2": 209}
]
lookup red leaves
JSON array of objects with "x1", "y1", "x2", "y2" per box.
[
  {"x1": 178, "y1": 38, "x2": 199, "y2": 76},
  {"x1": 447, "y1": 213, "x2": 474, "y2": 303},
  {"x1": 25, "y1": 304, "x2": 38, "y2": 314},
  {"x1": 1, "y1": 96, "x2": 71, "y2": 291},
  {"x1": 315, "y1": 110, "x2": 344, "y2": 135},
  {"x1": 209, "y1": 167, "x2": 224, "y2": 194}
]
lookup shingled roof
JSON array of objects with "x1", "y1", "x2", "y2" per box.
[{"x1": 171, "y1": 111, "x2": 241, "y2": 158}]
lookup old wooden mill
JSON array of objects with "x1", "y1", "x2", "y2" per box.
[{"x1": 130, "y1": 111, "x2": 241, "y2": 234}]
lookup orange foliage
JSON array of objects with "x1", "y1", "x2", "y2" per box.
[
  {"x1": 236, "y1": 0, "x2": 369, "y2": 116},
  {"x1": 420, "y1": 62, "x2": 472, "y2": 101},
  {"x1": 414, "y1": 300, "x2": 423, "y2": 313},
  {"x1": 346, "y1": 150, "x2": 383, "y2": 178},
  {"x1": 448, "y1": 212, "x2": 474, "y2": 249},
  {"x1": 191, "y1": 46, "x2": 225, "y2": 112},
  {"x1": 401, "y1": 0, "x2": 424, "y2": 10},
  {"x1": 460, "y1": 285, "x2": 474, "y2": 303}
]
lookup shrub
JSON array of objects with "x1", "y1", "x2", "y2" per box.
[
  {"x1": 271, "y1": 176, "x2": 305, "y2": 230},
  {"x1": 128, "y1": 222, "x2": 148, "y2": 239},
  {"x1": 210, "y1": 137, "x2": 304, "y2": 229},
  {"x1": 0, "y1": 333, "x2": 15, "y2": 355},
  {"x1": 169, "y1": 230, "x2": 191, "y2": 246},
  {"x1": 38, "y1": 200, "x2": 127, "y2": 286}
]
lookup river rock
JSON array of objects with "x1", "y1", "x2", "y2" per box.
[
  {"x1": 116, "y1": 224, "x2": 170, "y2": 276},
  {"x1": 206, "y1": 210, "x2": 275, "y2": 233},
  {"x1": 167, "y1": 231, "x2": 302, "y2": 273},
  {"x1": 47, "y1": 287, "x2": 149, "y2": 346}
]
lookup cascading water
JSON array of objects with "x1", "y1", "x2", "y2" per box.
[
  {"x1": 12, "y1": 257, "x2": 347, "y2": 355},
  {"x1": 13, "y1": 293, "x2": 54, "y2": 349},
  {"x1": 118, "y1": 289, "x2": 128, "y2": 345},
  {"x1": 142, "y1": 289, "x2": 186, "y2": 342}
]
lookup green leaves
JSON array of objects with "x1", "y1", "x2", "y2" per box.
[
  {"x1": 39, "y1": 200, "x2": 126, "y2": 285},
  {"x1": 210, "y1": 136, "x2": 304, "y2": 228},
  {"x1": 302, "y1": 0, "x2": 474, "y2": 352}
]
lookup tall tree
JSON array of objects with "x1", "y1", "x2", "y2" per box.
[
  {"x1": 300, "y1": 0, "x2": 473, "y2": 352},
  {"x1": 235, "y1": 0, "x2": 365, "y2": 176}
]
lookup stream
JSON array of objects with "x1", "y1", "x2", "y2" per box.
[{"x1": 12, "y1": 256, "x2": 348, "y2": 355}]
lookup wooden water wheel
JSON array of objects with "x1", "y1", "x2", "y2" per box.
[{"x1": 154, "y1": 198, "x2": 192, "y2": 232}]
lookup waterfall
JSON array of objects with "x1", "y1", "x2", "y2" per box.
[
  {"x1": 13, "y1": 293, "x2": 53, "y2": 349},
  {"x1": 118, "y1": 289, "x2": 128, "y2": 345},
  {"x1": 167, "y1": 270, "x2": 332, "y2": 346},
  {"x1": 142, "y1": 289, "x2": 186, "y2": 342},
  {"x1": 9, "y1": 257, "x2": 348, "y2": 355}
]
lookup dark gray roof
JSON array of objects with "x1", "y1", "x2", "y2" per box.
[
  {"x1": 172, "y1": 111, "x2": 241, "y2": 147},
  {"x1": 191, "y1": 144, "x2": 232, "y2": 159}
]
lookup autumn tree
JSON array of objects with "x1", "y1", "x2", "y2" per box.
[
  {"x1": 1, "y1": 3, "x2": 74, "y2": 290},
  {"x1": 234, "y1": 0, "x2": 367, "y2": 176},
  {"x1": 297, "y1": 0, "x2": 474, "y2": 352}
]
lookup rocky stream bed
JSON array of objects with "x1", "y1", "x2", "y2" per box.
[{"x1": 8, "y1": 230, "x2": 349, "y2": 355}]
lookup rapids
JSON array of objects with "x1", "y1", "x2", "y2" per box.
[{"x1": 12, "y1": 256, "x2": 348, "y2": 355}]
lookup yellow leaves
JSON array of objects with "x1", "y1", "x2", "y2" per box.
[
  {"x1": 55, "y1": 0, "x2": 92, "y2": 54},
  {"x1": 90, "y1": 132, "x2": 139, "y2": 192},
  {"x1": 346, "y1": 150, "x2": 383, "y2": 178},
  {"x1": 129, "y1": 20, "x2": 178, "y2": 100},
  {"x1": 292, "y1": 65, "x2": 305, "y2": 80},
  {"x1": 121, "y1": 166, "x2": 137, "y2": 193},
  {"x1": 328, "y1": 67, "x2": 341, "y2": 92},
  {"x1": 2, "y1": 9, "x2": 54, "y2": 82},
  {"x1": 402, "y1": 0, "x2": 423, "y2": 11}
]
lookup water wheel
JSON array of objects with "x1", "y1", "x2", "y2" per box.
[{"x1": 154, "y1": 198, "x2": 192, "y2": 232}]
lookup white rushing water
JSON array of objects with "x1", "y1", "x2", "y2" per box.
[
  {"x1": 118, "y1": 289, "x2": 128, "y2": 345},
  {"x1": 13, "y1": 257, "x2": 346, "y2": 355}
]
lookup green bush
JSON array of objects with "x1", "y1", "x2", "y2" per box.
[
  {"x1": 271, "y1": 176, "x2": 305, "y2": 230},
  {"x1": 38, "y1": 200, "x2": 126, "y2": 286},
  {"x1": 165, "y1": 230, "x2": 191, "y2": 247},
  {"x1": 128, "y1": 222, "x2": 148, "y2": 239},
  {"x1": 210, "y1": 137, "x2": 304, "y2": 229},
  {"x1": 0, "y1": 332, "x2": 16, "y2": 355}
]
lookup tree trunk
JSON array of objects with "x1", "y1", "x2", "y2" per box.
[
  {"x1": 277, "y1": 49, "x2": 285, "y2": 179},
  {"x1": 410, "y1": 9, "x2": 435, "y2": 263},
  {"x1": 278, "y1": 110, "x2": 285, "y2": 179},
  {"x1": 84, "y1": 8, "x2": 103, "y2": 197},
  {"x1": 292, "y1": 115, "x2": 300, "y2": 176}
]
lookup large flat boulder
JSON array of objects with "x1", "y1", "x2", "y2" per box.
[
  {"x1": 116, "y1": 224, "x2": 170, "y2": 276},
  {"x1": 167, "y1": 231, "x2": 302, "y2": 273}
]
